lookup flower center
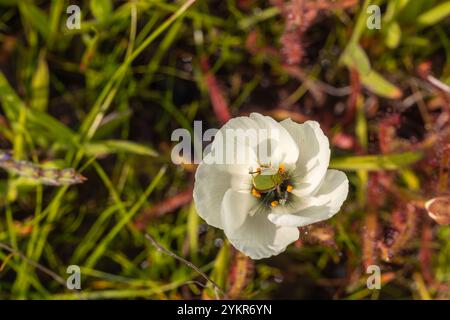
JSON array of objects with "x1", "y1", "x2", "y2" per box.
[{"x1": 249, "y1": 164, "x2": 294, "y2": 207}]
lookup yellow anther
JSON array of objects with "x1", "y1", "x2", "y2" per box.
[
  {"x1": 251, "y1": 188, "x2": 261, "y2": 198},
  {"x1": 286, "y1": 185, "x2": 294, "y2": 192},
  {"x1": 271, "y1": 200, "x2": 279, "y2": 207},
  {"x1": 278, "y1": 164, "x2": 285, "y2": 173}
]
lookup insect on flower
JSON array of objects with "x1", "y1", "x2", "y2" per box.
[
  {"x1": 193, "y1": 113, "x2": 349, "y2": 259},
  {"x1": 249, "y1": 164, "x2": 293, "y2": 207}
]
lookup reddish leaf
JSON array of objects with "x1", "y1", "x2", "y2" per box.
[{"x1": 200, "y1": 56, "x2": 232, "y2": 124}]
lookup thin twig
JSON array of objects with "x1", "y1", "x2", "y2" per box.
[
  {"x1": 0, "y1": 242, "x2": 86, "y2": 300},
  {"x1": 0, "y1": 242, "x2": 66, "y2": 286},
  {"x1": 145, "y1": 233, "x2": 226, "y2": 299}
]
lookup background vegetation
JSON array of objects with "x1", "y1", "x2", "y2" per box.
[{"x1": 0, "y1": 0, "x2": 449, "y2": 299}]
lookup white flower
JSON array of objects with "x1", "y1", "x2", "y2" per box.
[{"x1": 193, "y1": 113, "x2": 349, "y2": 259}]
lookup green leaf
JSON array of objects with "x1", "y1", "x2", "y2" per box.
[
  {"x1": 385, "y1": 22, "x2": 401, "y2": 49},
  {"x1": 361, "y1": 70, "x2": 402, "y2": 99},
  {"x1": 330, "y1": 152, "x2": 423, "y2": 171},
  {"x1": 90, "y1": 0, "x2": 112, "y2": 23},
  {"x1": 0, "y1": 71, "x2": 25, "y2": 122},
  {"x1": 341, "y1": 44, "x2": 371, "y2": 76},
  {"x1": 187, "y1": 203, "x2": 199, "y2": 262},
  {"x1": 93, "y1": 110, "x2": 132, "y2": 140},
  {"x1": 85, "y1": 165, "x2": 167, "y2": 268},
  {"x1": 48, "y1": 0, "x2": 64, "y2": 47},
  {"x1": 355, "y1": 96, "x2": 367, "y2": 151},
  {"x1": 384, "y1": 0, "x2": 410, "y2": 23},
  {"x1": 26, "y1": 110, "x2": 78, "y2": 147},
  {"x1": 18, "y1": 2, "x2": 49, "y2": 40},
  {"x1": 341, "y1": 45, "x2": 402, "y2": 99},
  {"x1": 238, "y1": 6, "x2": 280, "y2": 30},
  {"x1": 31, "y1": 51, "x2": 49, "y2": 112},
  {"x1": 401, "y1": 169, "x2": 420, "y2": 190},
  {"x1": 348, "y1": 0, "x2": 370, "y2": 45},
  {"x1": 84, "y1": 140, "x2": 158, "y2": 157},
  {"x1": 0, "y1": 0, "x2": 16, "y2": 6},
  {"x1": 208, "y1": 241, "x2": 230, "y2": 290},
  {"x1": 418, "y1": 1, "x2": 450, "y2": 25},
  {"x1": 0, "y1": 71, "x2": 77, "y2": 147}
]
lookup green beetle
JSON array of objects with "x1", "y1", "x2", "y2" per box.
[{"x1": 249, "y1": 164, "x2": 293, "y2": 206}]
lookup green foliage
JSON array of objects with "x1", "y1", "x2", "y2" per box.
[{"x1": 330, "y1": 152, "x2": 423, "y2": 171}]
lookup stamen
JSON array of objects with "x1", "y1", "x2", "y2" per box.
[
  {"x1": 251, "y1": 188, "x2": 261, "y2": 198},
  {"x1": 271, "y1": 200, "x2": 279, "y2": 207},
  {"x1": 278, "y1": 164, "x2": 285, "y2": 174},
  {"x1": 286, "y1": 185, "x2": 294, "y2": 192}
]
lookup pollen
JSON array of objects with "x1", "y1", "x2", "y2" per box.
[
  {"x1": 278, "y1": 164, "x2": 285, "y2": 173},
  {"x1": 271, "y1": 200, "x2": 279, "y2": 207},
  {"x1": 286, "y1": 185, "x2": 294, "y2": 192},
  {"x1": 251, "y1": 188, "x2": 261, "y2": 198}
]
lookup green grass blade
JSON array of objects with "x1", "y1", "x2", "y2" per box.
[
  {"x1": 330, "y1": 152, "x2": 423, "y2": 171},
  {"x1": 418, "y1": 1, "x2": 450, "y2": 25},
  {"x1": 84, "y1": 140, "x2": 159, "y2": 157}
]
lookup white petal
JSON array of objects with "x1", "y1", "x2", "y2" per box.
[
  {"x1": 268, "y1": 206, "x2": 335, "y2": 227},
  {"x1": 221, "y1": 189, "x2": 258, "y2": 233},
  {"x1": 310, "y1": 169, "x2": 349, "y2": 211},
  {"x1": 225, "y1": 212, "x2": 299, "y2": 259},
  {"x1": 280, "y1": 119, "x2": 330, "y2": 197},
  {"x1": 268, "y1": 169, "x2": 349, "y2": 227},
  {"x1": 207, "y1": 113, "x2": 299, "y2": 172},
  {"x1": 194, "y1": 154, "x2": 252, "y2": 229},
  {"x1": 249, "y1": 113, "x2": 299, "y2": 168},
  {"x1": 208, "y1": 127, "x2": 259, "y2": 175}
]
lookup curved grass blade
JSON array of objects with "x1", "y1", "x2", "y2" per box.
[{"x1": 330, "y1": 151, "x2": 423, "y2": 171}]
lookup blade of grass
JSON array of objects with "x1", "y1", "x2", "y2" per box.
[
  {"x1": 84, "y1": 166, "x2": 167, "y2": 268},
  {"x1": 330, "y1": 152, "x2": 423, "y2": 171}
]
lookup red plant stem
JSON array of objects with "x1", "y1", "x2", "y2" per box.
[
  {"x1": 438, "y1": 144, "x2": 449, "y2": 194},
  {"x1": 419, "y1": 220, "x2": 434, "y2": 285},
  {"x1": 135, "y1": 187, "x2": 193, "y2": 230},
  {"x1": 378, "y1": 114, "x2": 400, "y2": 154},
  {"x1": 343, "y1": 69, "x2": 360, "y2": 126},
  {"x1": 200, "y1": 56, "x2": 232, "y2": 124},
  {"x1": 227, "y1": 251, "x2": 254, "y2": 299},
  {"x1": 362, "y1": 209, "x2": 378, "y2": 270}
]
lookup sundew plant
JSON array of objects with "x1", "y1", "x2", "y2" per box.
[{"x1": 0, "y1": 0, "x2": 449, "y2": 300}]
